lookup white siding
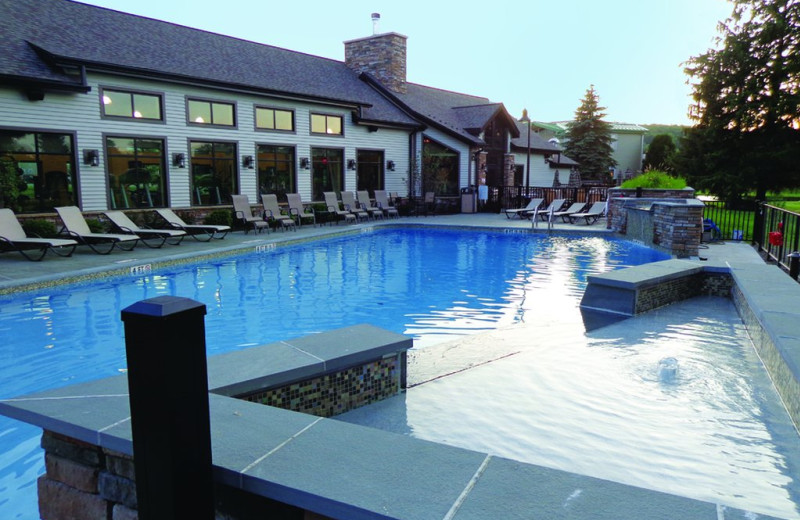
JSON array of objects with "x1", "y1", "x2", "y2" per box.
[{"x1": 0, "y1": 73, "x2": 412, "y2": 210}]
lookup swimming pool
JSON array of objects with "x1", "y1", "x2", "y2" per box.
[{"x1": 0, "y1": 228, "x2": 795, "y2": 518}]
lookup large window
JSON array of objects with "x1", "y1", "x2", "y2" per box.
[
  {"x1": 356, "y1": 149, "x2": 384, "y2": 192},
  {"x1": 311, "y1": 148, "x2": 343, "y2": 201},
  {"x1": 257, "y1": 145, "x2": 295, "y2": 199},
  {"x1": 106, "y1": 137, "x2": 166, "y2": 208},
  {"x1": 187, "y1": 99, "x2": 235, "y2": 127},
  {"x1": 101, "y1": 88, "x2": 163, "y2": 120},
  {"x1": 255, "y1": 107, "x2": 294, "y2": 132},
  {"x1": 422, "y1": 137, "x2": 459, "y2": 196},
  {"x1": 0, "y1": 130, "x2": 76, "y2": 213},
  {"x1": 310, "y1": 113, "x2": 343, "y2": 136},
  {"x1": 190, "y1": 141, "x2": 237, "y2": 205}
]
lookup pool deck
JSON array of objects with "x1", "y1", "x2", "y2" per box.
[{"x1": 1, "y1": 213, "x2": 798, "y2": 520}]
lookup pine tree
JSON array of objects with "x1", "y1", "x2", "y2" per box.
[{"x1": 563, "y1": 85, "x2": 616, "y2": 181}]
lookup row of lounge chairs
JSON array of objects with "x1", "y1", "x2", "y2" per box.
[{"x1": 503, "y1": 199, "x2": 607, "y2": 224}]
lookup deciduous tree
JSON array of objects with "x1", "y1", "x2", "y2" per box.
[{"x1": 643, "y1": 134, "x2": 677, "y2": 172}]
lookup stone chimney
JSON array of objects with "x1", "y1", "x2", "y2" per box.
[{"x1": 344, "y1": 14, "x2": 408, "y2": 94}]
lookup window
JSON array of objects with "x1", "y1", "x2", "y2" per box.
[
  {"x1": 311, "y1": 148, "x2": 343, "y2": 201},
  {"x1": 257, "y1": 145, "x2": 295, "y2": 199},
  {"x1": 101, "y1": 88, "x2": 163, "y2": 120},
  {"x1": 422, "y1": 137, "x2": 459, "y2": 196},
  {"x1": 356, "y1": 150, "x2": 384, "y2": 192},
  {"x1": 188, "y1": 99, "x2": 235, "y2": 126},
  {"x1": 310, "y1": 113, "x2": 343, "y2": 136},
  {"x1": 0, "y1": 130, "x2": 76, "y2": 213},
  {"x1": 106, "y1": 137, "x2": 167, "y2": 208},
  {"x1": 255, "y1": 107, "x2": 294, "y2": 132},
  {"x1": 190, "y1": 141, "x2": 237, "y2": 205}
]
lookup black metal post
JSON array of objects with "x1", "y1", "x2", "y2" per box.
[
  {"x1": 121, "y1": 296, "x2": 214, "y2": 520},
  {"x1": 789, "y1": 252, "x2": 800, "y2": 280}
]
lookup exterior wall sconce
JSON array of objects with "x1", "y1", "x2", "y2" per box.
[
  {"x1": 83, "y1": 149, "x2": 99, "y2": 167},
  {"x1": 242, "y1": 155, "x2": 254, "y2": 169},
  {"x1": 386, "y1": 160, "x2": 395, "y2": 171},
  {"x1": 173, "y1": 153, "x2": 186, "y2": 168},
  {"x1": 347, "y1": 159, "x2": 357, "y2": 170},
  {"x1": 300, "y1": 157, "x2": 310, "y2": 169}
]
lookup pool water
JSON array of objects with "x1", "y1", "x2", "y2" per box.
[{"x1": 0, "y1": 228, "x2": 794, "y2": 518}]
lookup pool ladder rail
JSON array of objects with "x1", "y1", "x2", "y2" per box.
[{"x1": 531, "y1": 206, "x2": 555, "y2": 232}]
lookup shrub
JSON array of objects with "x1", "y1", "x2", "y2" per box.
[
  {"x1": 21, "y1": 219, "x2": 57, "y2": 238},
  {"x1": 85, "y1": 218, "x2": 106, "y2": 233},
  {"x1": 621, "y1": 170, "x2": 686, "y2": 190},
  {"x1": 204, "y1": 209, "x2": 232, "y2": 227}
]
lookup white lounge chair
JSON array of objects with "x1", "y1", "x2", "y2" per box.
[
  {"x1": 503, "y1": 198, "x2": 543, "y2": 219},
  {"x1": 261, "y1": 194, "x2": 296, "y2": 231},
  {"x1": 373, "y1": 190, "x2": 399, "y2": 219},
  {"x1": 357, "y1": 190, "x2": 384, "y2": 220},
  {"x1": 552, "y1": 202, "x2": 587, "y2": 223},
  {"x1": 341, "y1": 191, "x2": 369, "y2": 222},
  {"x1": 154, "y1": 208, "x2": 230, "y2": 241},
  {"x1": 0, "y1": 208, "x2": 77, "y2": 261},
  {"x1": 286, "y1": 193, "x2": 316, "y2": 227},
  {"x1": 534, "y1": 199, "x2": 566, "y2": 221},
  {"x1": 104, "y1": 210, "x2": 186, "y2": 248},
  {"x1": 55, "y1": 206, "x2": 138, "y2": 254},
  {"x1": 231, "y1": 195, "x2": 269, "y2": 234},
  {"x1": 568, "y1": 201, "x2": 608, "y2": 225},
  {"x1": 323, "y1": 192, "x2": 356, "y2": 225}
]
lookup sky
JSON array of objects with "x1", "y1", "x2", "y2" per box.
[{"x1": 78, "y1": 0, "x2": 735, "y2": 126}]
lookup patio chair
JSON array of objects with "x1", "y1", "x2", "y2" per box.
[
  {"x1": 341, "y1": 191, "x2": 370, "y2": 222},
  {"x1": 154, "y1": 208, "x2": 230, "y2": 241},
  {"x1": 373, "y1": 190, "x2": 399, "y2": 219},
  {"x1": 261, "y1": 194, "x2": 296, "y2": 231},
  {"x1": 552, "y1": 202, "x2": 587, "y2": 223},
  {"x1": 0, "y1": 208, "x2": 77, "y2": 261},
  {"x1": 357, "y1": 190, "x2": 384, "y2": 220},
  {"x1": 232, "y1": 195, "x2": 269, "y2": 234},
  {"x1": 323, "y1": 192, "x2": 356, "y2": 225},
  {"x1": 104, "y1": 210, "x2": 186, "y2": 248},
  {"x1": 503, "y1": 198, "x2": 543, "y2": 219},
  {"x1": 55, "y1": 206, "x2": 138, "y2": 255},
  {"x1": 420, "y1": 192, "x2": 436, "y2": 216},
  {"x1": 532, "y1": 199, "x2": 567, "y2": 221},
  {"x1": 568, "y1": 201, "x2": 608, "y2": 225},
  {"x1": 286, "y1": 193, "x2": 316, "y2": 227}
]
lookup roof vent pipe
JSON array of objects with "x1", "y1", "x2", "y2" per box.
[{"x1": 371, "y1": 13, "x2": 380, "y2": 34}]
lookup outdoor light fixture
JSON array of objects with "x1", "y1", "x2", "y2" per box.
[
  {"x1": 347, "y1": 159, "x2": 356, "y2": 170},
  {"x1": 300, "y1": 157, "x2": 310, "y2": 169},
  {"x1": 83, "y1": 149, "x2": 99, "y2": 167},
  {"x1": 173, "y1": 153, "x2": 186, "y2": 168},
  {"x1": 242, "y1": 155, "x2": 254, "y2": 169},
  {"x1": 386, "y1": 160, "x2": 395, "y2": 171}
]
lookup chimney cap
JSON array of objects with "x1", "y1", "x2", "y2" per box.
[{"x1": 371, "y1": 12, "x2": 380, "y2": 19}]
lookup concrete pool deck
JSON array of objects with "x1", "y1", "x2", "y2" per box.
[{"x1": 1, "y1": 213, "x2": 798, "y2": 519}]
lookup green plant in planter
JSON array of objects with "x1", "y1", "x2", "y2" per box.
[
  {"x1": 204, "y1": 209, "x2": 232, "y2": 227},
  {"x1": 21, "y1": 219, "x2": 58, "y2": 238},
  {"x1": 0, "y1": 156, "x2": 24, "y2": 210},
  {"x1": 621, "y1": 170, "x2": 686, "y2": 190}
]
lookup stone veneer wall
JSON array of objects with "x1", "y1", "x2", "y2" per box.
[
  {"x1": 634, "y1": 272, "x2": 733, "y2": 314},
  {"x1": 241, "y1": 357, "x2": 400, "y2": 418},
  {"x1": 344, "y1": 33, "x2": 408, "y2": 94}
]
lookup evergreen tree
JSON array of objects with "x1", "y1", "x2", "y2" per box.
[
  {"x1": 677, "y1": 0, "x2": 800, "y2": 202},
  {"x1": 563, "y1": 85, "x2": 616, "y2": 181},
  {"x1": 643, "y1": 134, "x2": 677, "y2": 172}
]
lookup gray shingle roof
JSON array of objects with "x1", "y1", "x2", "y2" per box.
[
  {"x1": 0, "y1": 0, "x2": 418, "y2": 126},
  {"x1": 510, "y1": 121, "x2": 562, "y2": 153}
]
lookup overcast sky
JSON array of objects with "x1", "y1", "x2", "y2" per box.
[{"x1": 79, "y1": 0, "x2": 734, "y2": 126}]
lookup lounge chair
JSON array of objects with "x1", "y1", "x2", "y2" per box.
[
  {"x1": 104, "y1": 211, "x2": 186, "y2": 248},
  {"x1": 341, "y1": 191, "x2": 370, "y2": 222},
  {"x1": 0, "y1": 208, "x2": 77, "y2": 261},
  {"x1": 568, "y1": 201, "x2": 608, "y2": 225},
  {"x1": 356, "y1": 190, "x2": 384, "y2": 220},
  {"x1": 231, "y1": 195, "x2": 269, "y2": 234},
  {"x1": 373, "y1": 190, "x2": 399, "y2": 219},
  {"x1": 503, "y1": 198, "x2": 543, "y2": 219},
  {"x1": 154, "y1": 208, "x2": 230, "y2": 241},
  {"x1": 323, "y1": 192, "x2": 356, "y2": 225},
  {"x1": 552, "y1": 202, "x2": 587, "y2": 223},
  {"x1": 261, "y1": 194, "x2": 296, "y2": 231},
  {"x1": 531, "y1": 199, "x2": 566, "y2": 221},
  {"x1": 286, "y1": 193, "x2": 316, "y2": 227},
  {"x1": 55, "y1": 206, "x2": 138, "y2": 254}
]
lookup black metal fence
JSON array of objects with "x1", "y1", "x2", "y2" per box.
[
  {"x1": 485, "y1": 186, "x2": 610, "y2": 212},
  {"x1": 757, "y1": 203, "x2": 800, "y2": 273},
  {"x1": 700, "y1": 199, "x2": 757, "y2": 242}
]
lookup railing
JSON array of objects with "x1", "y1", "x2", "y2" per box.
[
  {"x1": 700, "y1": 198, "x2": 757, "y2": 242},
  {"x1": 757, "y1": 203, "x2": 800, "y2": 273},
  {"x1": 485, "y1": 186, "x2": 610, "y2": 212}
]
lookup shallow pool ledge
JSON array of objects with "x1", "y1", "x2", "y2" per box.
[{"x1": 581, "y1": 257, "x2": 800, "y2": 434}]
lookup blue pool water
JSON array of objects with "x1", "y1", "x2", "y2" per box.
[{"x1": 0, "y1": 228, "x2": 792, "y2": 517}]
